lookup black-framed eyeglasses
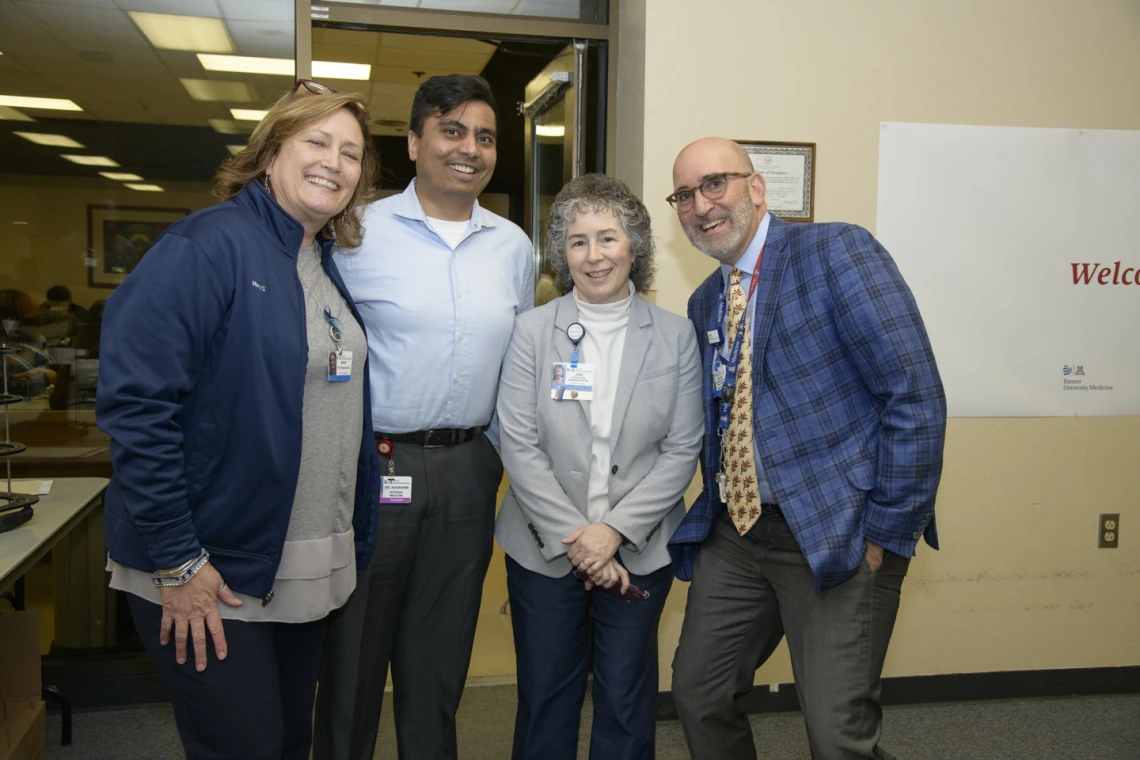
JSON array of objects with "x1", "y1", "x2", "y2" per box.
[
  {"x1": 665, "y1": 172, "x2": 753, "y2": 211},
  {"x1": 292, "y1": 79, "x2": 339, "y2": 96}
]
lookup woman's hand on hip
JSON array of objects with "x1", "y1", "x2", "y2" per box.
[
  {"x1": 563, "y1": 522, "x2": 623, "y2": 575},
  {"x1": 158, "y1": 562, "x2": 243, "y2": 671}
]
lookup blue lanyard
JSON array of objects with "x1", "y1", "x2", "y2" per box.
[
  {"x1": 323, "y1": 306, "x2": 343, "y2": 350},
  {"x1": 714, "y1": 247, "x2": 764, "y2": 431}
]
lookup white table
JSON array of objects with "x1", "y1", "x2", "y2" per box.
[
  {"x1": 0, "y1": 478, "x2": 107, "y2": 748},
  {"x1": 0, "y1": 478, "x2": 109, "y2": 606}
]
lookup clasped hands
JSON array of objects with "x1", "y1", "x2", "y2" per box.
[{"x1": 563, "y1": 522, "x2": 630, "y2": 594}]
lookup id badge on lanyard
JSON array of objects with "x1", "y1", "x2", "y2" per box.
[{"x1": 323, "y1": 306, "x2": 352, "y2": 382}]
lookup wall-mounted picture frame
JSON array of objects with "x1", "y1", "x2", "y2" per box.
[
  {"x1": 735, "y1": 140, "x2": 816, "y2": 222},
  {"x1": 86, "y1": 205, "x2": 190, "y2": 289}
]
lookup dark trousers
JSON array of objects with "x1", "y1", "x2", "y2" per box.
[
  {"x1": 672, "y1": 511, "x2": 909, "y2": 760},
  {"x1": 127, "y1": 594, "x2": 327, "y2": 760},
  {"x1": 313, "y1": 433, "x2": 503, "y2": 760},
  {"x1": 506, "y1": 554, "x2": 674, "y2": 760}
]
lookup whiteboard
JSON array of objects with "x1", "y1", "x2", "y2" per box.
[{"x1": 877, "y1": 122, "x2": 1140, "y2": 417}]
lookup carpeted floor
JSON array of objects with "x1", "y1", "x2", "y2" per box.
[{"x1": 44, "y1": 688, "x2": 1140, "y2": 759}]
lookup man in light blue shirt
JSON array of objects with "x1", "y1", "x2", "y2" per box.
[{"x1": 314, "y1": 75, "x2": 533, "y2": 760}]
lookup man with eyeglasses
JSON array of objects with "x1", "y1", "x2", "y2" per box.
[
  {"x1": 313, "y1": 74, "x2": 533, "y2": 760},
  {"x1": 666, "y1": 137, "x2": 946, "y2": 760}
]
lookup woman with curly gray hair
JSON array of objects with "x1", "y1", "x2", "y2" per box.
[{"x1": 494, "y1": 173, "x2": 704, "y2": 758}]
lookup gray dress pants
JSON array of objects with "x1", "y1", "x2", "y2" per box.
[
  {"x1": 672, "y1": 510, "x2": 908, "y2": 760},
  {"x1": 313, "y1": 433, "x2": 503, "y2": 760}
]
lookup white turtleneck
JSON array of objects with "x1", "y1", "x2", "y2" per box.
[{"x1": 573, "y1": 282, "x2": 634, "y2": 524}]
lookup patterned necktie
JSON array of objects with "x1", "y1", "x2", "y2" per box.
[{"x1": 724, "y1": 268, "x2": 762, "y2": 536}]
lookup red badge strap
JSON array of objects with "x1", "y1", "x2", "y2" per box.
[{"x1": 376, "y1": 439, "x2": 393, "y2": 457}]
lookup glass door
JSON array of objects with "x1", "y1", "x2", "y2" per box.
[{"x1": 522, "y1": 41, "x2": 587, "y2": 306}]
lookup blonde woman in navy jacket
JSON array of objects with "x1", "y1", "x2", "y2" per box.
[
  {"x1": 496, "y1": 174, "x2": 703, "y2": 759},
  {"x1": 97, "y1": 81, "x2": 379, "y2": 760}
]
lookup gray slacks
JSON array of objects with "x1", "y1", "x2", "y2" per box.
[
  {"x1": 672, "y1": 510, "x2": 908, "y2": 760},
  {"x1": 313, "y1": 433, "x2": 503, "y2": 760}
]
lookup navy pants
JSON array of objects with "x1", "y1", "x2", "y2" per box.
[
  {"x1": 505, "y1": 554, "x2": 673, "y2": 760},
  {"x1": 128, "y1": 595, "x2": 327, "y2": 760}
]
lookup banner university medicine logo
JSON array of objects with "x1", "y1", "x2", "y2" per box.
[{"x1": 1062, "y1": 365, "x2": 1086, "y2": 376}]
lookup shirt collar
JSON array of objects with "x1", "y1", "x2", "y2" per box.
[
  {"x1": 719, "y1": 211, "x2": 771, "y2": 284},
  {"x1": 392, "y1": 177, "x2": 497, "y2": 230}
]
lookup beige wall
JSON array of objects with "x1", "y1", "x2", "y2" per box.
[
  {"x1": 0, "y1": 178, "x2": 217, "y2": 311},
  {"x1": 0, "y1": 179, "x2": 513, "y2": 313},
  {"x1": 625, "y1": 0, "x2": 1140, "y2": 687}
]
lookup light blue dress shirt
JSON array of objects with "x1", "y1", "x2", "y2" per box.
[
  {"x1": 333, "y1": 180, "x2": 534, "y2": 438},
  {"x1": 718, "y1": 211, "x2": 775, "y2": 503}
]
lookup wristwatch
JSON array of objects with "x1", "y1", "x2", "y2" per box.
[{"x1": 151, "y1": 549, "x2": 210, "y2": 588}]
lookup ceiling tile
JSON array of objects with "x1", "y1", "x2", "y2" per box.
[
  {"x1": 368, "y1": 81, "x2": 419, "y2": 101},
  {"x1": 0, "y1": 57, "x2": 32, "y2": 74},
  {"x1": 311, "y1": 45, "x2": 374, "y2": 66},
  {"x1": 370, "y1": 64, "x2": 486, "y2": 86},
  {"x1": 18, "y1": 3, "x2": 127, "y2": 28},
  {"x1": 226, "y1": 19, "x2": 294, "y2": 58},
  {"x1": 0, "y1": 3, "x2": 48, "y2": 40},
  {"x1": 112, "y1": 0, "x2": 222, "y2": 18},
  {"x1": 218, "y1": 0, "x2": 292, "y2": 22},
  {"x1": 374, "y1": 50, "x2": 492, "y2": 73},
  {"x1": 0, "y1": 70, "x2": 54, "y2": 93},
  {"x1": 379, "y1": 33, "x2": 495, "y2": 55},
  {"x1": 0, "y1": 39, "x2": 73, "y2": 59}
]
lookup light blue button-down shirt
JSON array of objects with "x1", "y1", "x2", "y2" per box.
[
  {"x1": 333, "y1": 180, "x2": 534, "y2": 438},
  {"x1": 718, "y1": 211, "x2": 775, "y2": 503}
]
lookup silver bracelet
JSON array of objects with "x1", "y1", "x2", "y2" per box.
[{"x1": 151, "y1": 549, "x2": 210, "y2": 587}]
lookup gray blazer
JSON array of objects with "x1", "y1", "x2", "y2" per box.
[{"x1": 495, "y1": 291, "x2": 703, "y2": 578}]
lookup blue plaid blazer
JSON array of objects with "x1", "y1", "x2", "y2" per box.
[{"x1": 667, "y1": 216, "x2": 946, "y2": 592}]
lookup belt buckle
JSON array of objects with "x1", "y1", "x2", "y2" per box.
[{"x1": 422, "y1": 429, "x2": 443, "y2": 449}]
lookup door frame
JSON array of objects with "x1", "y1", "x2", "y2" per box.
[{"x1": 295, "y1": 1, "x2": 620, "y2": 175}]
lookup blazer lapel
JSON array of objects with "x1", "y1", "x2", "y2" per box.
[
  {"x1": 750, "y1": 215, "x2": 792, "y2": 391},
  {"x1": 551, "y1": 293, "x2": 590, "y2": 427},
  {"x1": 609, "y1": 294, "x2": 652, "y2": 454}
]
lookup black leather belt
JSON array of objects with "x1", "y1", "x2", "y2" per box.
[{"x1": 375, "y1": 427, "x2": 482, "y2": 448}]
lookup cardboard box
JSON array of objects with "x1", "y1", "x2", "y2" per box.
[{"x1": 0, "y1": 611, "x2": 45, "y2": 760}]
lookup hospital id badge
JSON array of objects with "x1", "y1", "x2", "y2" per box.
[
  {"x1": 379, "y1": 475, "x2": 412, "y2": 504},
  {"x1": 328, "y1": 350, "x2": 352, "y2": 382},
  {"x1": 711, "y1": 354, "x2": 726, "y2": 394},
  {"x1": 551, "y1": 362, "x2": 595, "y2": 401}
]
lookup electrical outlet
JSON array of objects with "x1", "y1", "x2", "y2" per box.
[{"x1": 1098, "y1": 513, "x2": 1119, "y2": 548}]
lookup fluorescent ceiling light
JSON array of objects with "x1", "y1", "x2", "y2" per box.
[
  {"x1": 99, "y1": 172, "x2": 144, "y2": 181},
  {"x1": 180, "y1": 78, "x2": 254, "y2": 103},
  {"x1": 0, "y1": 96, "x2": 82, "y2": 111},
  {"x1": 129, "y1": 12, "x2": 234, "y2": 54},
  {"x1": 312, "y1": 61, "x2": 371, "y2": 81},
  {"x1": 0, "y1": 107, "x2": 34, "y2": 122},
  {"x1": 227, "y1": 145, "x2": 245, "y2": 156},
  {"x1": 125, "y1": 184, "x2": 165, "y2": 192},
  {"x1": 198, "y1": 54, "x2": 292, "y2": 76},
  {"x1": 231, "y1": 108, "x2": 268, "y2": 121},
  {"x1": 61, "y1": 155, "x2": 119, "y2": 167},
  {"x1": 536, "y1": 124, "x2": 565, "y2": 137},
  {"x1": 13, "y1": 132, "x2": 85, "y2": 148},
  {"x1": 196, "y1": 55, "x2": 371, "y2": 81}
]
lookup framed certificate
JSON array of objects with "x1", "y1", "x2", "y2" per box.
[{"x1": 735, "y1": 141, "x2": 816, "y2": 221}]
